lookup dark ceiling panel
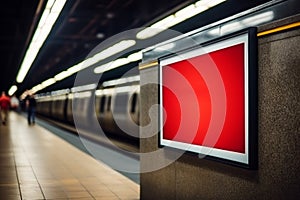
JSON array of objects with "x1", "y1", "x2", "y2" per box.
[
  {"x1": 0, "y1": 0, "x2": 274, "y2": 96},
  {"x1": 0, "y1": 0, "x2": 41, "y2": 93}
]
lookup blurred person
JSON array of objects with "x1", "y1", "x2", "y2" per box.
[
  {"x1": 26, "y1": 94, "x2": 36, "y2": 125},
  {"x1": 10, "y1": 95, "x2": 20, "y2": 111},
  {"x1": 0, "y1": 91, "x2": 11, "y2": 125}
]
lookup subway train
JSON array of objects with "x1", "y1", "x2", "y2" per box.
[{"x1": 35, "y1": 75, "x2": 140, "y2": 149}]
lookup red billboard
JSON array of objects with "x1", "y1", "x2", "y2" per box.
[{"x1": 159, "y1": 29, "x2": 257, "y2": 168}]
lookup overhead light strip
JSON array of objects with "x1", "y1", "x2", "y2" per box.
[
  {"x1": 93, "y1": 50, "x2": 142, "y2": 74},
  {"x1": 102, "y1": 75, "x2": 140, "y2": 87},
  {"x1": 16, "y1": 0, "x2": 67, "y2": 83},
  {"x1": 8, "y1": 85, "x2": 18, "y2": 96},
  {"x1": 136, "y1": 0, "x2": 226, "y2": 39},
  {"x1": 54, "y1": 39, "x2": 136, "y2": 81},
  {"x1": 28, "y1": 46, "x2": 141, "y2": 94}
]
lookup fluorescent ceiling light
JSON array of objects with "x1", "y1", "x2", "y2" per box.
[
  {"x1": 221, "y1": 13, "x2": 273, "y2": 34},
  {"x1": 71, "y1": 84, "x2": 97, "y2": 93},
  {"x1": 46, "y1": 12, "x2": 60, "y2": 25},
  {"x1": 41, "y1": 78, "x2": 56, "y2": 88},
  {"x1": 38, "y1": 10, "x2": 50, "y2": 27},
  {"x1": 29, "y1": 46, "x2": 140, "y2": 94},
  {"x1": 94, "y1": 50, "x2": 142, "y2": 74},
  {"x1": 196, "y1": 0, "x2": 226, "y2": 7},
  {"x1": 175, "y1": 4, "x2": 196, "y2": 18},
  {"x1": 207, "y1": 27, "x2": 221, "y2": 36},
  {"x1": 63, "y1": 39, "x2": 137, "y2": 73},
  {"x1": 90, "y1": 40, "x2": 136, "y2": 65},
  {"x1": 136, "y1": 16, "x2": 175, "y2": 39},
  {"x1": 31, "y1": 84, "x2": 43, "y2": 93},
  {"x1": 93, "y1": 61, "x2": 114, "y2": 74},
  {"x1": 46, "y1": 0, "x2": 55, "y2": 9},
  {"x1": 16, "y1": 0, "x2": 66, "y2": 83},
  {"x1": 127, "y1": 51, "x2": 142, "y2": 62},
  {"x1": 54, "y1": 70, "x2": 71, "y2": 81},
  {"x1": 221, "y1": 21, "x2": 243, "y2": 34},
  {"x1": 8, "y1": 85, "x2": 18, "y2": 96},
  {"x1": 153, "y1": 43, "x2": 175, "y2": 52},
  {"x1": 110, "y1": 58, "x2": 130, "y2": 68},
  {"x1": 67, "y1": 63, "x2": 83, "y2": 74},
  {"x1": 242, "y1": 11, "x2": 274, "y2": 26},
  {"x1": 136, "y1": 0, "x2": 226, "y2": 39},
  {"x1": 152, "y1": 15, "x2": 175, "y2": 29},
  {"x1": 51, "y1": 0, "x2": 66, "y2": 13},
  {"x1": 20, "y1": 91, "x2": 31, "y2": 100},
  {"x1": 102, "y1": 75, "x2": 140, "y2": 87},
  {"x1": 208, "y1": 11, "x2": 274, "y2": 36},
  {"x1": 136, "y1": 28, "x2": 164, "y2": 40}
]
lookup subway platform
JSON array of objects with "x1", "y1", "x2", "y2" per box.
[{"x1": 0, "y1": 112, "x2": 139, "y2": 200}]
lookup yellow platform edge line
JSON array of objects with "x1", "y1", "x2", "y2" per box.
[
  {"x1": 139, "y1": 61, "x2": 159, "y2": 70},
  {"x1": 257, "y1": 22, "x2": 300, "y2": 37}
]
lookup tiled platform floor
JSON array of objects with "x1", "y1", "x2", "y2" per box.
[{"x1": 0, "y1": 112, "x2": 139, "y2": 200}]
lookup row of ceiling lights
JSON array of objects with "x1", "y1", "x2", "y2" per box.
[{"x1": 9, "y1": 0, "x2": 227, "y2": 97}]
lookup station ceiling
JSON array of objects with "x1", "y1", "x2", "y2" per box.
[{"x1": 0, "y1": 0, "x2": 270, "y2": 96}]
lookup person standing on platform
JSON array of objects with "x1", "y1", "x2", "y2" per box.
[
  {"x1": 26, "y1": 94, "x2": 37, "y2": 125},
  {"x1": 0, "y1": 91, "x2": 11, "y2": 125},
  {"x1": 10, "y1": 95, "x2": 20, "y2": 112}
]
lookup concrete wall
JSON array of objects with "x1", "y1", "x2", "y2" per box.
[{"x1": 139, "y1": 18, "x2": 300, "y2": 199}]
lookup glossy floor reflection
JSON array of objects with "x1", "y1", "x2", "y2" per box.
[{"x1": 0, "y1": 112, "x2": 139, "y2": 200}]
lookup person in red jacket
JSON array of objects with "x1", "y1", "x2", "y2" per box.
[{"x1": 0, "y1": 91, "x2": 11, "y2": 125}]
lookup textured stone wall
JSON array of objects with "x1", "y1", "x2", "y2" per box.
[{"x1": 140, "y1": 20, "x2": 300, "y2": 199}]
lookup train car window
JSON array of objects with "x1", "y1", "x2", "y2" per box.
[
  {"x1": 107, "y1": 96, "x2": 112, "y2": 111},
  {"x1": 130, "y1": 93, "x2": 138, "y2": 113},
  {"x1": 100, "y1": 95, "x2": 106, "y2": 113}
]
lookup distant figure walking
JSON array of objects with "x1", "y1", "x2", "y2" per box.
[
  {"x1": 10, "y1": 95, "x2": 20, "y2": 112},
  {"x1": 26, "y1": 94, "x2": 37, "y2": 125},
  {"x1": 0, "y1": 91, "x2": 11, "y2": 125}
]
